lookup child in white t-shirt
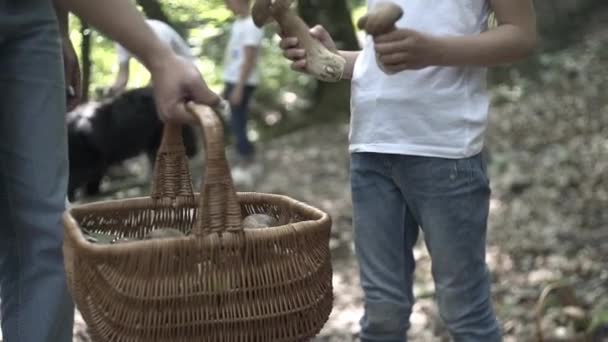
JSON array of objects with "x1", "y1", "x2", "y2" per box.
[
  {"x1": 279, "y1": 0, "x2": 537, "y2": 341},
  {"x1": 223, "y1": 0, "x2": 264, "y2": 168},
  {"x1": 111, "y1": 19, "x2": 194, "y2": 95}
]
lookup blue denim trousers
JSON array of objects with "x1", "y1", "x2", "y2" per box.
[
  {"x1": 350, "y1": 152, "x2": 501, "y2": 342},
  {"x1": 223, "y1": 83, "x2": 256, "y2": 162},
  {"x1": 0, "y1": 2, "x2": 74, "y2": 341}
]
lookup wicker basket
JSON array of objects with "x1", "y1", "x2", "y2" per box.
[{"x1": 63, "y1": 103, "x2": 333, "y2": 342}]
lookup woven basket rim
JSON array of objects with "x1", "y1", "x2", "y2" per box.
[{"x1": 63, "y1": 191, "x2": 332, "y2": 257}]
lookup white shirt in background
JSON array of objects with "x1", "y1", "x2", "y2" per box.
[
  {"x1": 350, "y1": 0, "x2": 491, "y2": 158},
  {"x1": 223, "y1": 16, "x2": 264, "y2": 86},
  {"x1": 116, "y1": 19, "x2": 194, "y2": 64}
]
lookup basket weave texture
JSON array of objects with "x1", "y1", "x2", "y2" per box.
[{"x1": 63, "y1": 103, "x2": 333, "y2": 342}]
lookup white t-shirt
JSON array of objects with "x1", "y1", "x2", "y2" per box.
[
  {"x1": 116, "y1": 19, "x2": 194, "y2": 64},
  {"x1": 223, "y1": 16, "x2": 264, "y2": 86},
  {"x1": 350, "y1": 0, "x2": 491, "y2": 158}
]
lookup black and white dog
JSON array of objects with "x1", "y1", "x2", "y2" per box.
[{"x1": 67, "y1": 87, "x2": 198, "y2": 200}]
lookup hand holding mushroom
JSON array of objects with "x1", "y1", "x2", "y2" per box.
[
  {"x1": 357, "y1": 2, "x2": 404, "y2": 74},
  {"x1": 252, "y1": 0, "x2": 346, "y2": 82},
  {"x1": 360, "y1": 2, "x2": 443, "y2": 73}
]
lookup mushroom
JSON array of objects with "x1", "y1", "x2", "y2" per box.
[
  {"x1": 357, "y1": 2, "x2": 404, "y2": 36},
  {"x1": 111, "y1": 237, "x2": 138, "y2": 244},
  {"x1": 242, "y1": 214, "x2": 279, "y2": 229},
  {"x1": 252, "y1": 0, "x2": 346, "y2": 82},
  {"x1": 144, "y1": 228, "x2": 186, "y2": 240},
  {"x1": 357, "y1": 2, "x2": 404, "y2": 74}
]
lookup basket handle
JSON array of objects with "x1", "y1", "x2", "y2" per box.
[
  {"x1": 150, "y1": 121, "x2": 196, "y2": 204},
  {"x1": 187, "y1": 101, "x2": 243, "y2": 236}
]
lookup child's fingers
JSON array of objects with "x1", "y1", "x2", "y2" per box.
[
  {"x1": 283, "y1": 48, "x2": 306, "y2": 61},
  {"x1": 310, "y1": 25, "x2": 329, "y2": 40},
  {"x1": 383, "y1": 63, "x2": 408, "y2": 73},
  {"x1": 291, "y1": 60, "x2": 307, "y2": 72},
  {"x1": 279, "y1": 37, "x2": 299, "y2": 49},
  {"x1": 378, "y1": 52, "x2": 410, "y2": 66},
  {"x1": 375, "y1": 40, "x2": 405, "y2": 55},
  {"x1": 310, "y1": 25, "x2": 337, "y2": 51},
  {"x1": 374, "y1": 28, "x2": 412, "y2": 44},
  {"x1": 383, "y1": 61, "x2": 426, "y2": 73}
]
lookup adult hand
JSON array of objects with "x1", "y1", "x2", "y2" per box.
[{"x1": 148, "y1": 52, "x2": 221, "y2": 123}]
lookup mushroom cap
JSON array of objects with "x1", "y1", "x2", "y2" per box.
[
  {"x1": 361, "y1": 2, "x2": 404, "y2": 35},
  {"x1": 356, "y1": 15, "x2": 369, "y2": 31},
  {"x1": 251, "y1": 0, "x2": 273, "y2": 27}
]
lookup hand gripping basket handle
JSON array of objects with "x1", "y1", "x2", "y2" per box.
[{"x1": 188, "y1": 101, "x2": 243, "y2": 236}]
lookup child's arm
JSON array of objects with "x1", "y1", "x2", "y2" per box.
[
  {"x1": 336, "y1": 51, "x2": 360, "y2": 81},
  {"x1": 230, "y1": 46, "x2": 259, "y2": 105},
  {"x1": 280, "y1": 25, "x2": 360, "y2": 81},
  {"x1": 374, "y1": 0, "x2": 537, "y2": 73}
]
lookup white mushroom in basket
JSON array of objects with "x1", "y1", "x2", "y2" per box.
[
  {"x1": 144, "y1": 228, "x2": 187, "y2": 240},
  {"x1": 242, "y1": 214, "x2": 279, "y2": 229}
]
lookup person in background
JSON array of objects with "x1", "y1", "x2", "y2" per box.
[
  {"x1": 223, "y1": 0, "x2": 264, "y2": 181},
  {"x1": 0, "y1": 0, "x2": 220, "y2": 340},
  {"x1": 110, "y1": 19, "x2": 195, "y2": 96}
]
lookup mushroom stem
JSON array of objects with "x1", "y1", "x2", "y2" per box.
[{"x1": 252, "y1": 0, "x2": 346, "y2": 82}]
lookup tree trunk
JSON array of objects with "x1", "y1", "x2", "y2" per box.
[
  {"x1": 80, "y1": 19, "x2": 92, "y2": 102},
  {"x1": 297, "y1": 0, "x2": 359, "y2": 51},
  {"x1": 297, "y1": 0, "x2": 359, "y2": 118}
]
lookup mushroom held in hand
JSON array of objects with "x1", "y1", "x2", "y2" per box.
[
  {"x1": 252, "y1": 0, "x2": 346, "y2": 82},
  {"x1": 242, "y1": 214, "x2": 279, "y2": 229},
  {"x1": 144, "y1": 228, "x2": 186, "y2": 240},
  {"x1": 357, "y1": 2, "x2": 404, "y2": 74},
  {"x1": 357, "y1": 2, "x2": 404, "y2": 36}
]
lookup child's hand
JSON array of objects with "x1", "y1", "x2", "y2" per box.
[
  {"x1": 229, "y1": 86, "x2": 244, "y2": 106},
  {"x1": 279, "y1": 25, "x2": 337, "y2": 73},
  {"x1": 374, "y1": 29, "x2": 443, "y2": 73}
]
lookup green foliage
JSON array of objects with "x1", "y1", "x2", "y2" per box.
[
  {"x1": 68, "y1": 1, "x2": 313, "y2": 101},
  {"x1": 68, "y1": 0, "x2": 234, "y2": 93},
  {"x1": 69, "y1": 17, "x2": 129, "y2": 90},
  {"x1": 69, "y1": 0, "x2": 367, "y2": 93}
]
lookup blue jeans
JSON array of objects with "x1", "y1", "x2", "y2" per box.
[
  {"x1": 350, "y1": 152, "x2": 501, "y2": 342},
  {"x1": 223, "y1": 83, "x2": 256, "y2": 161},
  {"x1": 0, "y1": 3, "x2": 74, "y2": 341}
]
